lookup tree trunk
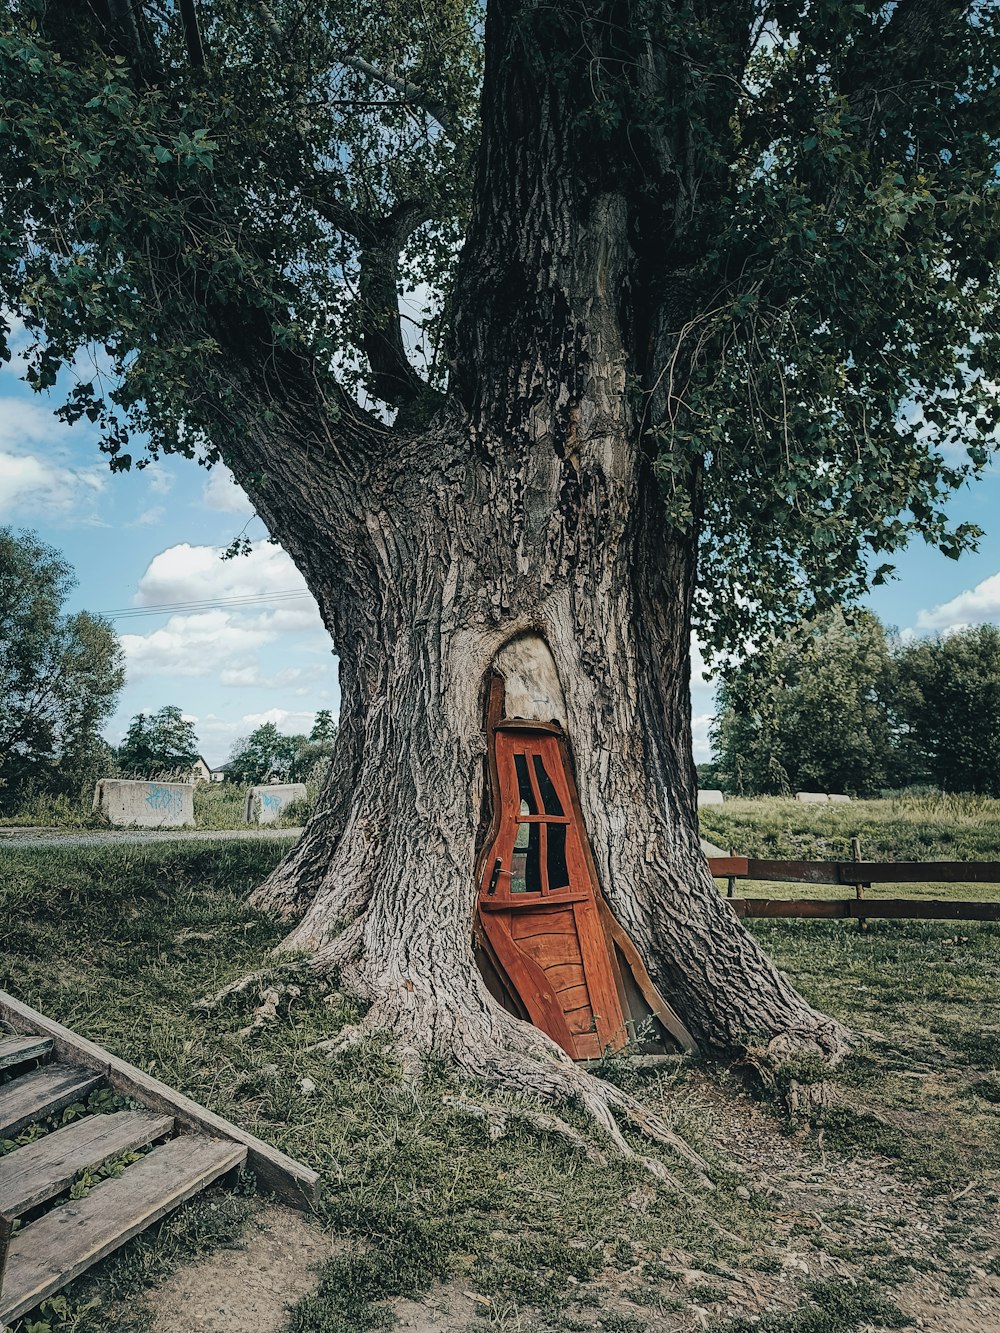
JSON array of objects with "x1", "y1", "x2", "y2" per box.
[{"x1": 225, "y1": 0, "x2": 851, "y2": 1156}]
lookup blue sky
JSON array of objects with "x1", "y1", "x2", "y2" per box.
[{"x1": 1, "y1": 314, "x2": 997, "y2": 765}]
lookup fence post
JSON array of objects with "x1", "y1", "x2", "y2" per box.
[
  {"x1": 852, "y1": 835, "x2": 869, "y2": 932},
  {"x1": 727, "y1": 848, "x2": 737, "y2": 898}
]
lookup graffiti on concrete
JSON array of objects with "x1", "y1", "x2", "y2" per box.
[
  {"x1": 145, "y1": 784, "x2": 184, "y2": 817},
  {"x1": 262, "y1": 794, "x2": 283, "y2": 811}
]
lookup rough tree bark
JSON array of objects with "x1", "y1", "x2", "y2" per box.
[{"x1": 212, "y1": 0, "x2": 851, "y2": 1158}]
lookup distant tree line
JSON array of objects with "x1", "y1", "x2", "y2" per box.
[
  {"x1": 0, "y1": 528, "x2": 123, "y2": 814},
  {"x1": 0, "y1": 529, "x2": 337, "y2": 814},
  {"x1": 116, "y1": 707, "x2": 337, "y2": 784},
  {"x1": 704, "y1": 610, "x2": 1000, "y2": 797}
]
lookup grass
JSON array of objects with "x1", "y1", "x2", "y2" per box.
[
  {"x1": 0, "y1": 842, "x2": 748, "y2": 1332},
  {"x1": 701, "y1": 794, "x2": 1000, "y2": 902},
  {"x1": 1, "y1": 819, "x2": 997, "y2": 1331},
  {"x1": 699, "y1": 794, "x2": 1000, "y2": 861},
  {"x1": 0, "y1": 782, "x2": 313, "y2": 832}
]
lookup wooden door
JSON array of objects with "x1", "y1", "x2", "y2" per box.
[{"x1": 477, "y1": 726, "x2": 627, "y2": 1059}]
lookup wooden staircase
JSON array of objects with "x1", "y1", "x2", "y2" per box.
[{"x1": 0, "y1": 996, "x2": 320, "y2": 1329}]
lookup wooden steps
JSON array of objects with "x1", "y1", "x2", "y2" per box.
[
  {"x1": 0, "y1": 1038, "x2": 52, "y2": 1073},
  {"x1": 0, "y1": 1110, "x2": 174, "y2": 1216},
  {"x1": 0, "y1": 991, "x2": 320, "y2": 1328},
  {"x1": 0, "y1": 1064, "x2": 102, "y2": 1139},
  {"x1": 0, "y1": 1135, "x2": 247, "y2": 1325}
]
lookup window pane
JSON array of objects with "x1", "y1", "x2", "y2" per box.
[
  {"x1": 510, "y1": 825, "x2": 541, "y2": 893},
  {"x1": 510, "y1": 850, "x2": 528, "y2": 893},
  {"x1": 547, "y1": 822, "x2": 570, "y2": 890},
  {"x1": 524, "y1": 821, "x2": 542, "y2": 892},
  {"x1": 514, "y1": 753, "x2": 537, "y2": 814},
  {"x1": 532, "y1": 754, "x2": 564, "y2": 816},
  {"x1": 514, "y1": 820, "x2": 530, "y2": 849}
]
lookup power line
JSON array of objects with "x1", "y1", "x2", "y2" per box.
[{"x1": 98, "y1": 589, "x2": 314, "y2": 621}]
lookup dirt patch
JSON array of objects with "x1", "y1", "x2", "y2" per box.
[
  {"x1": 147, "y1": 1203, "x2": 329, "y2": 1333},
  {"x1": 393, "y1": 1285, "x2": 489, "y2": 1331}
]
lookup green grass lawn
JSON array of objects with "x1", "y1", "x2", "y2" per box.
[
  {"x1": 702, "y1": 795, "x2": 1000, "y2": 902},
  {"x1": 1, "y1": 836, "x2": 998, "y2": 1332}
]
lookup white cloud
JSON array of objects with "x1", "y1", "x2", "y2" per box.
[
  {"x1": 0, "y1": 446, "x2": 105, "y2": 517},
  {"x1": 0, "y1": 394, "x2": 108, "y2": 518},
  {"x1": 134, "y1": 540, "x2": 313, "y2": 610},
  {"x1": 147, "y1": 468, "x2": 174, "y2": 496},
  {"x1": 128, "y1": 506, "x2": 165, "y2": 528},
  {"x1": 120, "y1": 609, "x2": 277, "y2": 680},
  {"x1": 915, "y1": 572, "x2": 1000, "y2": 631},
  {"x1": 691, "y1": 711, "x2": 714, "y2": 764},
  {"x1": 218, "y1": 665, "x2": 319, "y2": 689},
  {"x1": 119, "y1": 542, "x2": 330, "y2": 689},
  {"x1": 202, "y1": 466, "x2": 254, "y2": 515}
]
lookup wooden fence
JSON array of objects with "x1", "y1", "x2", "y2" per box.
[{"x1": 706, "y1": 855, "x2": 1000, "y2": 923}]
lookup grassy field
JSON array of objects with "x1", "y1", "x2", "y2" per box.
[
  {"x1": 1, "y1": 826, "x2": 998, "y2": 1332},
  {"x1": 701, "y1": 795, "x2": 1000, "y2": 903}
]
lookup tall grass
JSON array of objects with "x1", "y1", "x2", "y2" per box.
[{"x1": 699, "y1": 794, "x2": 1000, "y2": 862}]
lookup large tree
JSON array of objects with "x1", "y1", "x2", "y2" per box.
[
  {"x1": 712, "y1": 609, "x2": 897, "y2": 797},
  {"x1": 0, "y1": 528, "x2": 124, "y2": 810},
  {"x1": 2, "y1": 1, "x2": 998, "y2": 1148},
  {"x1": 117, "y1": 703, "x2": 200, "y2": 775}
]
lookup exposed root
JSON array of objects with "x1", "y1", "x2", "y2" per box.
[
  {"x1": 195, "y1": 959, "x2": 304, "y2": 1011},
  {"x1": 764, "y1": 1019, "x2": 854, "y2": 1068},
  {"x1": 314, "y1": 997, "x2": 714, "y2": 1193},
  {"x1": 442, "y1": 1095, "x2": 608, "y2": 1166}
]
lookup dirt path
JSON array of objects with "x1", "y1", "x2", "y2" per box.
[
  {"x1": 147, "y1": 1204, "x2": 330, "y2": 1333},
  {"x1": 0, "y1": 827, "x2": 303, "y2": 848}
]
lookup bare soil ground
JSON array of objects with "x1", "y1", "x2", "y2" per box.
[{"x1": 147, "y1": 1204, "x2": 330, "y2": 1333}]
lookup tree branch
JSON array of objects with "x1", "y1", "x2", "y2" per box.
[
  {"x1": 337, "y1": 53, "x2": 458, "y2": 140},
  {"x1": 840, "y1": 0, "x2": 973, "y2": 128},
  {"x1": 312, "y1": 193, "x2": 438, "y2": 412}
]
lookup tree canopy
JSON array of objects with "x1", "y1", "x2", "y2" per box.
[
  {"x1": 711, "y1": 608, "x2": 897, "y2": 796},
  {"x1": 227, "y1": 722, "x2": 304, "y2": 785},
  {"x1": 117, "y1": 704, "x2": 200, "y2": 775},
  {"x1": 1, "y1": 1, "x2": 998, "y2": 655},
  {"x1": 0, "y1": 527, "x2": 124, "y2": 810}
]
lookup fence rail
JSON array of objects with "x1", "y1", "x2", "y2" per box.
[{"x1": 706, "y1": 856, "x2": 1000, "y2": 923}]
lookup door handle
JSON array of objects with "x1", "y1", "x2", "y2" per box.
[{"x1": 487, "y1": 858, "x2": 503, "y2": 896}]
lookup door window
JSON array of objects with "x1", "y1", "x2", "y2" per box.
[{"x1": 498, "y1": 735, "x2": 577, "y2": 898}]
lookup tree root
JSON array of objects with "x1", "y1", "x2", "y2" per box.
[
  {"x1": 314, "y1": 1002, "x2": 714, "y2": 1193},
  {"x1": 195, "y1": 959, "x2": 305, "y2": 1011}
]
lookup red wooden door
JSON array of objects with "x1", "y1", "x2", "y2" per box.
[{"x1": 478, "y1": 727, "x2": 627, "y2": 1059}]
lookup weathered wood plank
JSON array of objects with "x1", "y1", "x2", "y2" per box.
[
  {"x1": 0, "y1": 1110, "x2": 174, "y2": 1217},
  {"x1": 706, "y1": 857, "x2": 749, "y2": 877},
  {"x1": 0, "y1": 1036, "x2": 52, "y2": 1073},
  {"x1": 0, "y1": 992, "x2": 320, "y2": 1211},
  {"x1": 726, "y1": 859, "x2": 1000, "y2": 886},
  {"x1": 0, "y1": 1135, "x2": 247, "y2": 1325},
  {"x1": 742, "y1": 860, "x2": 844, "y2": 884},
  {"x1": 842, "y1": 862, "x2": 1000, "y2": 885},
  {"x1": 727, "y1": 898, "x2": 1000, "y2": 921},
  {"x1": 0, "y1": 1065, "x2": 102, "y2": 1140}
]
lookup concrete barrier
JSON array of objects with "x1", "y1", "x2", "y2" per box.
[
  {"x1": 93, "y1": 779, "x2": 195, "y2": 827},
  {"x1": 795, "y1": 792, "x2": 829, "y2": 804},
  {"x1": 697, "y1": 789, "x2": 725, "y2": 807},
  {"x1": 244, "y1": 783, "x2": 307, "y2": 825},
  {"x1": 828, "y1": 793, "x2": 852, "y2": 803}
]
